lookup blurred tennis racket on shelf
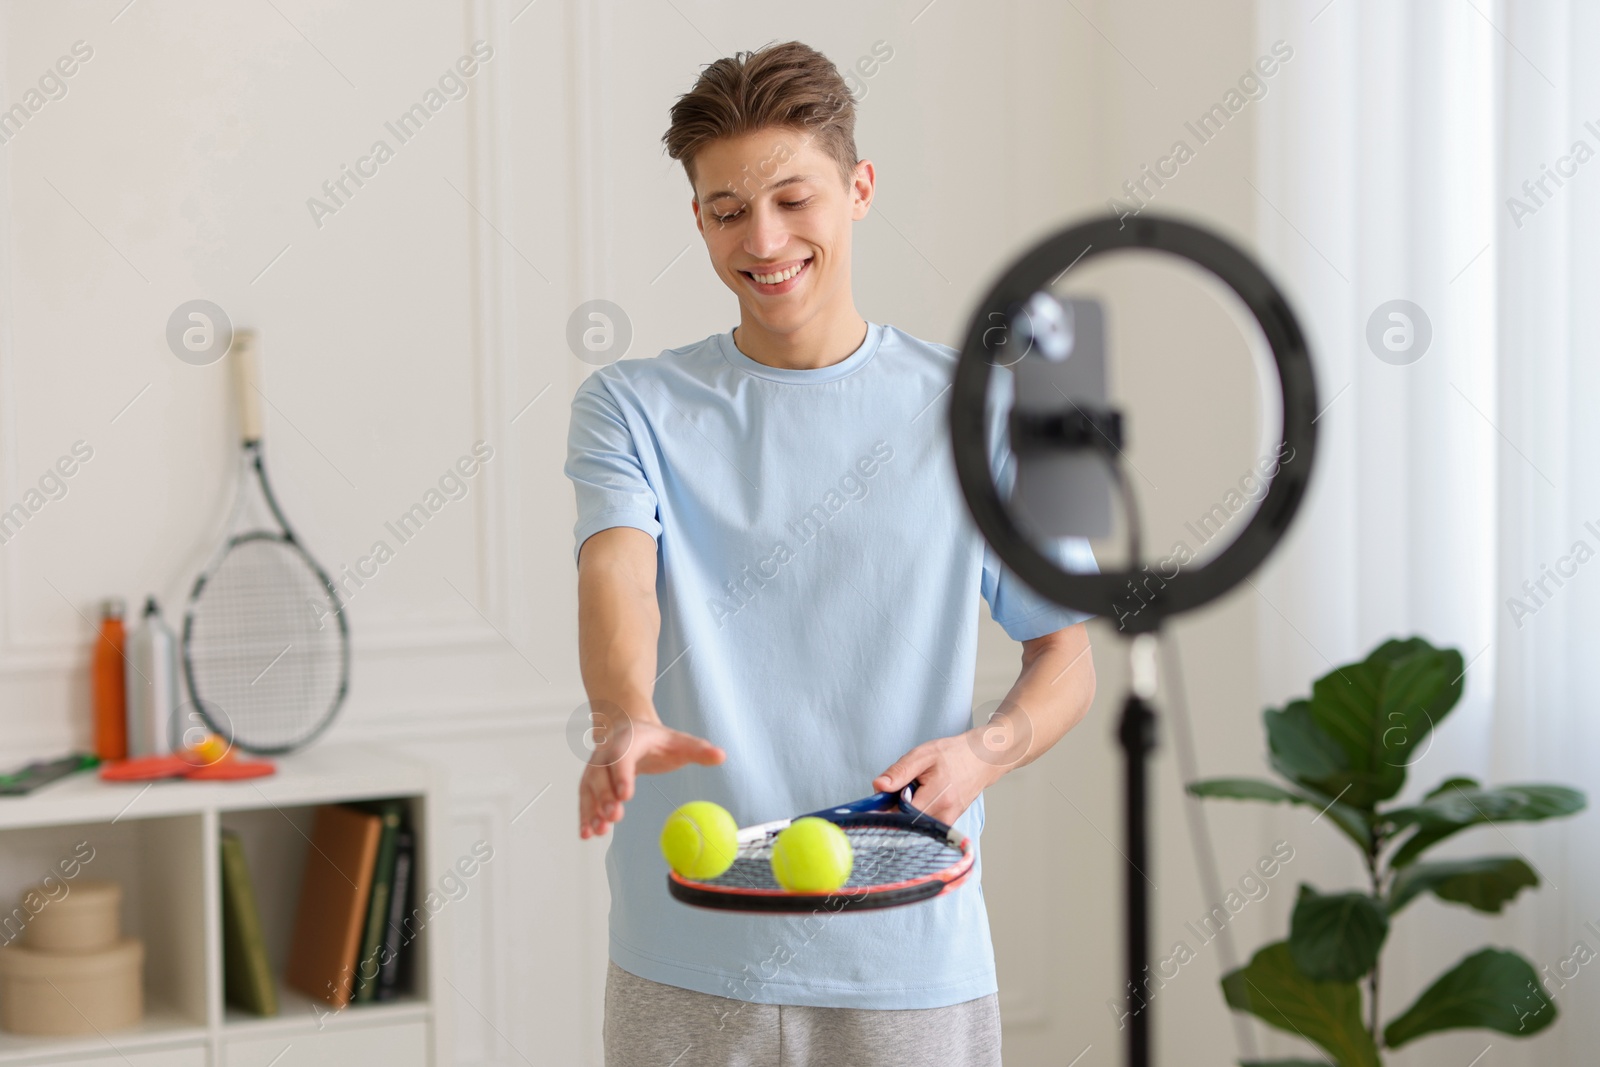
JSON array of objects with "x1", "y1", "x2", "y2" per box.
[{"x1": 180, "y1": 329, "x2": 350, "y2": 755}]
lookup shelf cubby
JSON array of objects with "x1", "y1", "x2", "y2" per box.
[{"x1": 0, "y1": 744, "x2": 444, "y2": 1066}]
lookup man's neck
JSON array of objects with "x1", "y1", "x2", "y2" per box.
[{"x1": 731, "y1": 308, "x2": 870, "y2": 372}]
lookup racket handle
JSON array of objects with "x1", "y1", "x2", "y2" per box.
[{"x1": 231, "y1": 328, "x2": 263, "y2": 444}]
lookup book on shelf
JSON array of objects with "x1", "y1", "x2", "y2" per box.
[
  {"x1": 219, "y1": 828, "x2": 278, "y2": 1016},
  {"x1": 351, "y1": 798, "x2": 407, "y2": 1004},
  {"x1": 284, "y1": 803, "x2": 383, "y2": 1008},
  {"x1": 378, "y1": 827, "x2": 415, "y2": 1001}
]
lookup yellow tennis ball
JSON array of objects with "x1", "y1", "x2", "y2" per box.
[
  {"x1": 660, "y1": 801, "x2": 739, "y2": 880},
  {"x1": 186, "y1": 733, "x2": 228, "y2": 765},
  {"x1": 770, "y1": 817, "x2": 853, "y2": 892}
]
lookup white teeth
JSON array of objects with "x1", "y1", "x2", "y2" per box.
[{"x1": 749, "y1": 261, "x2": 807, "y2": 285}]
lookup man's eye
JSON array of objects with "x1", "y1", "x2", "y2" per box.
[{"x1": 783, "y1": 198, "x2": 813, "y2": 209}]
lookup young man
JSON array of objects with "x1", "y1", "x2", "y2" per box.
[{"x1": 564, "y1": 40, "x2": 1097, "y2": 1067}]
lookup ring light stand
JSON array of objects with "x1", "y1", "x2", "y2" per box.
[{"x1": 950, "y1": 214, "x2": 1318, "y2": 1067}]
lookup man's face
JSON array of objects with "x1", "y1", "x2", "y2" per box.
[{"x1": 691, "y1": 127, "x2": 872, "y2": 336}]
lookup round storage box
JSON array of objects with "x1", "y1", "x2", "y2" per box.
[
  {"x1": 0, "y1": 937, "x2": 143, "y2": 1036},
  {"x1": 19, "y1": 880, "x2": 121, "y2": 952}
]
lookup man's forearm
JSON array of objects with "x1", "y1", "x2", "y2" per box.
[
  {"x1": 978, "y1": 624, "x2": 1096, "y2": 773},
  {"x1": 577, "y1": 532, "x2": 662, "y2": 725},
  {"x1": 872, "y1": 623, "x2": 1096, "y2": 822}
]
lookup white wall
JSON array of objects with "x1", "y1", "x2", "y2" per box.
[{"x1": 0, "y1": 2, "x2": 1287, "y2": 1064}]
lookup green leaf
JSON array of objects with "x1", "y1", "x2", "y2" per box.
[
  {"x1": 1365, "y1": 635, "x2": 1438, "y2": 669},
  {"x1": 1267, "y1": 699, "x2": 1351, "y2": 795},
  {"x1": 1307, "y1": 638, "x2": 1464, "y2": 809},
  {"x1": 1387, "y1": 856, "x2": 1539, "y2": 914},
  {"x1": 1187, "y1": 778, "x2": 1371, "y2": 849},
  {"x1": 1189, "y1": 777, "x2": 1313, "y2": 804},
  {"x1": 1240, "y1": 1062, "x2": 1335, "y2": 1067},
  {"x1": 1387, "y1": 783, "x2": 1586, "y2": 867},
  {"x1": 1384, "y1": 948, "x2": 1556, "y2": 1048},
  {"x1": 1288, "y1": 884, "x2": 1390, "y2": 982},
  {"x1": 1425, "y1": 776, "x2": 1479, "y2": 799},
  {"x1": 1221, "y1": 942, "x2": 1379, "y2": 1067}
]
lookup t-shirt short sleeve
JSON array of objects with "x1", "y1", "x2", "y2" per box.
[
  {"x1": 564, "y1": 373, "x2": 663, "y2": 565},
  {"x1": 983, "y1": 536, "x2": 1098, "y2": 640},
  {"x1": 979, "y1": 369, "x2": 1098, "y2": 640}
]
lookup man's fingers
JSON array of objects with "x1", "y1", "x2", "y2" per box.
[
  {"x1": 580, "y1": 725, "x2": 725, "y2": 838},
  {"x1": 579, "y1": 772, "x2": 607, "y2": 838},
  {"x1": 608, "y1": 759, "x2": 635, "y2": 808},
  {"x1": 634, "y1": 730, "x2": 724, "y2": 776},
  {"x1": 874, "y1": 748, "x2": 932, "y2": 793},
  {"x1": 661, "y1": 728, "x2": 723, "y2": 760},
  {"x1": 592, "y1": 771, "x2": 616, "y2": 821},
  {"x1": 910, "y1": 778, "x2": 966, "y2": 827},
  {"x1": 680, "y1": 732, "x2": 726, "y2": 766}
]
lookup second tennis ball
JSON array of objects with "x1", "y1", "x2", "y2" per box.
[
  {"x1": 770, "y1": 817, "x2": 854, "y2": 892},
  {"x1": 660, "y1": 801, "x2": 739, "y2": 880}
]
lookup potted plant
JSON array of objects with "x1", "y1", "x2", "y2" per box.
[{"x1": 1189, "y1": 636, "x2": 1586, "y2": 1066}]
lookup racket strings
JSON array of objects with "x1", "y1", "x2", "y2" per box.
[
  {"x1": 704, "y1": 824, "x2": 964, "y2": 891},
  {"x1": 187, "y1": 537, "x2": 345, "y2": 750}
]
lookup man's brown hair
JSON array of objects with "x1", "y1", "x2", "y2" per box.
[{"x1": 662, "y1": 40, "x2": 859, "y2": 196}]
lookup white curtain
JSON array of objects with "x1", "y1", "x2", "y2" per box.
[{"x1": 1254, "y1": 1, "x2": 1598, "y2": 1064}]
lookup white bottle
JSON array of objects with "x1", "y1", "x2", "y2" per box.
[{"x1": 125, "y1": 597, "x2": 178, "y2": 758}]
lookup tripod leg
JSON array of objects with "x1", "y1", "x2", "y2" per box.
[{"x1": 1120, "y1": 691, "x2": 1158, "y2": 1067}]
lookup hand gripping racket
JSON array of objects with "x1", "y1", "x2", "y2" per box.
[
  {"x1": 667, "y1": 785, "x2": 974, "y2": 913},
  {"x1": 180, "y1": 329, "x2": 351, "y2": 755}
]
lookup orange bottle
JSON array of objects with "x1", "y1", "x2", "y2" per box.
[{"x1": 92, "y1": 597, "x2": 128, "y2": 761}]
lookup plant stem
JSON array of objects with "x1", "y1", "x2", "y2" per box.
[
  {"x1": 1367, "y1": 828, "x2": 1385, "y2": 1044},
  {"x1": 1369, "y1": 951, "x2": 1380, "y2": 1042}
]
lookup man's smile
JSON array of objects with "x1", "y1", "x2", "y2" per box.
[{"x1": 739, "y1": 256, "x2": 812, "y2": 294}]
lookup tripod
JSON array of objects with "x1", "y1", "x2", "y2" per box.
[
  {"x1": 1118, "y1": 631, "x2": 1160, "y2": 1067},
  {"x1": 948, "y1": 212, "x2": 1321, "y2": 1067}
]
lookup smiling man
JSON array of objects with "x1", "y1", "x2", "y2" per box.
[{"x1": 563, "y1": 40, "x2": 1098, "y2": 1067}]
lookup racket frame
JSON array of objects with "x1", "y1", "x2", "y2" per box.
[
  {"x1": 180, "y1": 333, "x2": 351, "y2": 756},
  {"x1": 666, "y1": 787, "x2": 976, "y2": 914}
]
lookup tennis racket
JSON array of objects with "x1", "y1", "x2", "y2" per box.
[
  {"x1": 667, "y1": 785, "x2": 974, "y2": 913},
  {"x1": 180, "y1": 329, "x2": 350, "y2": 755}
]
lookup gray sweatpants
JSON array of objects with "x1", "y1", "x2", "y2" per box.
[{"x1": 603, "y1": 961, "x2": 1002, "y2": 1067}]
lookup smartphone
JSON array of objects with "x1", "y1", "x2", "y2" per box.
[{"x1": 1006, "y1": 295, "x2": 1115, "y2": 540}]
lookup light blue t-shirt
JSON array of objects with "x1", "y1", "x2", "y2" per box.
[{"x1": 563, "y1": 320, "x2": 1096, "y2": 1010}]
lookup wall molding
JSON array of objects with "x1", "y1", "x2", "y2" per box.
[{"x1": 0, "y1": 0, "x2": 528, "y2": 680}]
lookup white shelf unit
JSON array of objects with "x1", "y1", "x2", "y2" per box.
[{"x1": 0, "y1": 743, "x2": 446, "y2": 1067}]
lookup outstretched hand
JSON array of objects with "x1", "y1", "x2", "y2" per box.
[{"x1": 578, "y1": 715, "x2": 725, "y2": 839}]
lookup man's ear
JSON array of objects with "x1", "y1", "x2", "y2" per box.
[
  {"x1": 851, "y1": 159, "x2": 876, "y2": 221},
  {"x1": 691, "y1": 198, "x2": 703, "y2": 235}
]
